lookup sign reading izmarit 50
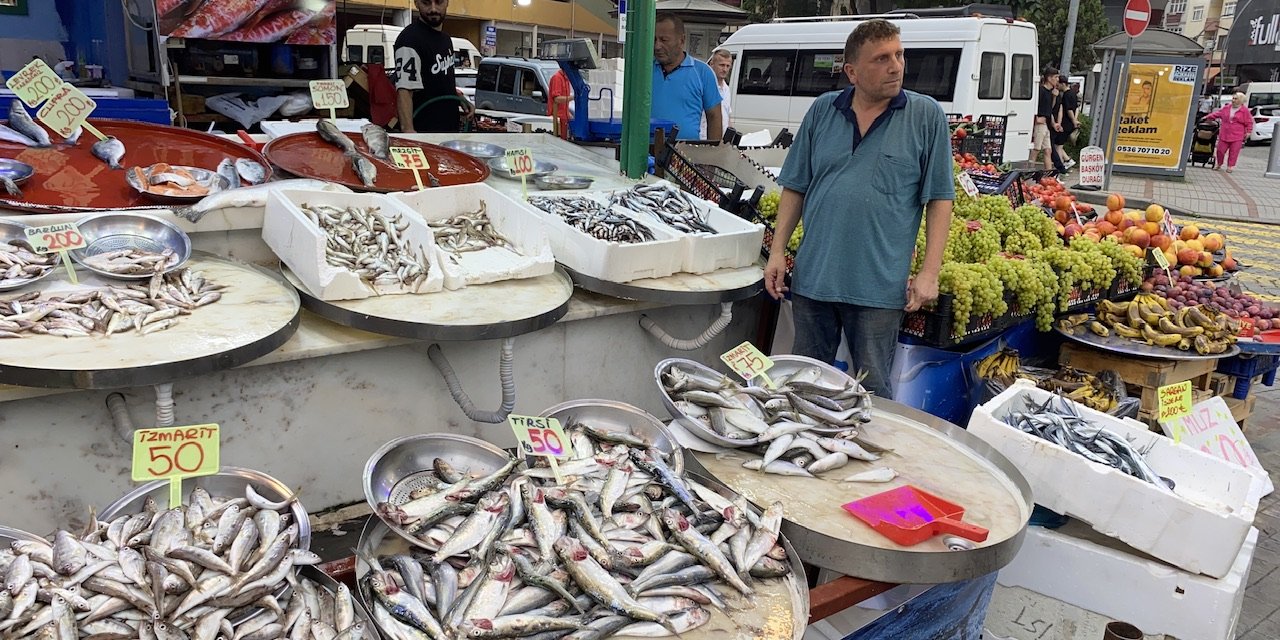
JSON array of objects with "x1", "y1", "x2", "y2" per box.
[{"x1": 1113, "y1": 63, "x2": 1198, "y2": 170}]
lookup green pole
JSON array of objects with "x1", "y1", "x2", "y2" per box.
[{"x1": 620, "y1": 0, "x2": 655, "y2": 179}]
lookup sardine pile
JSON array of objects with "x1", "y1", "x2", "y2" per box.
[
  {"x1": 0, "y1": 240, "x2": 56, "y2": 288},
  {"x1": 527, "y1": 196, "x2": 656, "y2": 244},
  {"x1": 366, "y1": 425, "x2": 791, "y2": 639},
  {"x1": 79, "y1": 249, "x2": 181, "y2": 277},
  {"x1": 0, "y1": 485, "x2": 316, "y2": 640},
  {"x1": 662, "y1": 363, "x2": 894, "y2": 479},
  {"x1": 301, "y1": 203, "x2": 431, "y2": 291},
  {"x1": 429, "y1": 203, "x2": 515, "y2": 256},
  {"x1": 1002, "y1": 395, "x2": 1172, "y2": 489},
  {"x1": 609, "y1": 185, "x2": 716, "y2": 235},
  {"x1": 0, "y1": 268, "x2": 225, "y2": 339}
]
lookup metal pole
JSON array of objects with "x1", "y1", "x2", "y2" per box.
[
  {"x1": 1060, "y1": 0, "x2": 1081, "y2": 74},
  {"x1": 620, "y1": 0, "x2": 655, "y2": 179},
  {"x1": 1103, "y1": 36, "x2": 1134, "y2": 191}
]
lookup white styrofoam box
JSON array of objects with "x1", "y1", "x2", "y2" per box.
[
  {"x1": 262, "y1": 189, "x2": 444, "y2": 301},
  {"x1": 524, "y1": 193, "x2": 684, "y2": 283},
  {"x1": 969, "y1": 380, "x2": 1259, "y2": 578},
  {"x1": 391, "y1": 184, "x2": 556, "y2": 290},
  {"x1": 259, "y1": 118, "x2": 370, "y2": 139},
  {"x1": 985, "y1": 522, "x2": 1257, "y2": 640},
  {"x1": 603, "y1": 181, "x2": 764, "y2": 274}
]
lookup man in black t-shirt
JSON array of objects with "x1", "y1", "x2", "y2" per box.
[
  {"x1": 394, "y1": 0, "x2": 474, "y2": 133},
  {"x1": 1029, "y1": 66, "x2": 1065, "y2": 173}
]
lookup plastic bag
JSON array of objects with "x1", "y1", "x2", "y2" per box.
[
  {"x1": 277, "y1": 92, "x2": 314, "y2": 118},
  {"x1": 206, "y1": 93, "x2": 289, "y2": 129}
]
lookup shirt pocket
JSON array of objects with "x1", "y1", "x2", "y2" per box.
[{"x1": 872, "y1": 153, "x2": 920, "y2": 196}]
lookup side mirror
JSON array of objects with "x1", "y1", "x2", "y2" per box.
[{"x1": 532, "y1": 90, "x2": 545, "y2": 99}]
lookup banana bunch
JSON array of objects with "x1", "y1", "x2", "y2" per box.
[
  {"x1": 977, "y1": 348, "x2": 1022, "y2": 385},
  {"x1": 1042, "y1": 368, "x2": 1118, "y2": 412},
  {"x1": 1080, "y1": 294, "x2": 1240, "y2": 355}
]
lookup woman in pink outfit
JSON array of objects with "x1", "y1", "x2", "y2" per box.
[{"x1": 1204, "y1": 92, "x2": 1254, "y2": 173}]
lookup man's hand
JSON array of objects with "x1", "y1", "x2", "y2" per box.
[
  {"x1": 905, "y1": 270, "x2": 939, "y2": 312},
  {"x1": 764, "y1": 253, "x2": 789, "y2": 301}
]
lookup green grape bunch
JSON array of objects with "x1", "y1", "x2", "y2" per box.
[{"x1": 757, "y1": 190, "x2": 780, "y2": 221}]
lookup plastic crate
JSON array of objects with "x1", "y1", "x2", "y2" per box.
[
  {"x1": 1107, "y1": 265, "x2": 1156, "y2": 302},
  {"x1": 655, "y1": 142, "x2": 747, "y2": 212},
  {"x1": 1063, "y1": 283, "x2": 1107, "y2": 312},
  {"x1": 900, "y1": 293, "x2": 1006, "y2": 348},
  {"x1": 974, "y1": 114, "x2": 1008, "y2": 164},
  {"x1": 757, "y1": 217, "x2": 795, "y2": 275},
  {"x1": 967, "y1": 169, "x2": 1025, "y2": 208},
  {"x1": 1216, "y1": 354, "x2": 1279, "y2": 399}
]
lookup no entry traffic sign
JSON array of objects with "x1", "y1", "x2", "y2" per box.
[{"x1": 1124, "y1": 0, "x2": 1151, "y2": 38}]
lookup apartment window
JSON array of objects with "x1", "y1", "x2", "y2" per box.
[
  {"x1": 1223, "y1": 1, "x2": 1235, "y2": 16},
  {"x1": 1167, "y1": 0, "x2": 1186, "y2": 14},
  {"x1": 1191, "y1": 6, "x2": 1204, "y2": 21},
  {"x1": 979, "y1": 52, "x2": 1005, "y2": 99}
]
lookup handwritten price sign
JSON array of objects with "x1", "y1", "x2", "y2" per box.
[
  {"x1": 390, "y1": 146, "x2": 430, "y2": 190},
  {"x1": 5, "y1": 58, "x2": 62, "y2": 108},
  {"x1": 132, "y1": 424, "x2": 221, "y2": 507},
  {"x1": 1157, "y1": 380, "x2": 1193, "y2": 423},
  {"x1": 309, "y1": 79, "x2": 349, "y2": 111},
  {"x1": 1161, "y1": 397, "x2": 1273, "y2": 494},
  {"x1": 721, "y1": 341, "x2": 775, "y2": 385},
  {"x1": 956, "y1": 172, "x2": 979, "y2": 198},
  {"x1": 510, "y1": 415, "x2": 573, "y2": 484},
  {"x1": 24, "y1": 222, "x2": 84, "y2": 284},
  {"x1": 505, "y1": 148, "x2": 536, "y2": 176},
  {"x1": 36, "y1": 83, "x2": 97, "y2": 139}
]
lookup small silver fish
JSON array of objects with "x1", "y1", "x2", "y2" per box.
[
  {"x1": 351, "y1": 155, "x2": 377, "y2": 188},
  {"x1": 91, "y1": 136, "x2": 126, "y2": 170}
]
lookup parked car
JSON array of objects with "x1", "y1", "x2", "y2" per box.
[
  {"x1": 1249, "y1": 105, "x2": 1280, "y2": 144},
  {"x1": 456, "y1": 68, "x2": 477, "y2": 104},
  {"x1": 474, "y1": 57, "x2": 560, "y2": 115}
]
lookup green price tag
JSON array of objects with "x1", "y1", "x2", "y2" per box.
[
  {"x1": 132, "y1": 424, "x2": 221, "y2": 508},
  {"x1": 721, "y1": 340, "x2": 776, "y2": 388}
]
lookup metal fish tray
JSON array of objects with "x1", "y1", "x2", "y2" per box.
[
  {"x1": 534, "y1": 175, "x2": 594, "y2": 190},
  {"x1": 297, "y1": 565, "x2": 383, "y2": 640},
  {"x1": 69, "y1": 212, "x2": 192, "y2": 280},
  {"x1": 124, "y1": 164, "x2": 230, "y2": 205},
  {"x1": 361, "y1": 433, "x2": 514, "y2": 551},
  {"x1": 0, "y1": 525, "x2": 45, "y2": 546},
  {"x1": 655, "y1": 357, "x2": 764, "y2": 447},
  {"x1": 749, "y1": 354, "x2": 870, "y2": 436},
  {"x1": 537, "y1": 398, "x2": 683, "y2": 459},
  {"x1": 0, "y1": 158, "x2": 34, "y2": 185},
  {"x1": 0, "y1": 219, "x2": 58, "y2": 291},
  {"x1": 440, "y1": 140, "x2": 506, "y2": 160}
]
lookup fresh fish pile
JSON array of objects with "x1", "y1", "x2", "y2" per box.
[
  {"x1": 300, "y1": 203, "x2": 431, "y2": 291},
  {"x1": 365, "y1": 425, "x2": 792, "y2": 639},
  {"x1": 0, "y1": 267, "x2": 225, "y2": 339},
  {"x1": 429, "y1": 202, "x2": 515, "y2": 256},
  {"x1": 0, "y1": 240, "x2": 56, "y2": 287},
  {"x1": 662, "y1": 363, "x2": 891, "y2": 478},
  {"x1": 7, "y1": 101, "x2": 51, "y2": 148},
  {"x1": 80, "y1": 248, "x2": 182, "y2": 276},
  {"x1": 527, "y1": 196, "x2": 656, "y2": 244},
  {"x1": 0, "y1": 484, "x2": 316, "y2": 640},
  {"x1": 173, "y1": 179, "x2": 352, "y2": 224},
  {"x1": 609, "y1": 184, "x2": 716, "y2": 235},
  {"x1": 1002, "y1": 394, "x2": 1171, "y2": 489}
]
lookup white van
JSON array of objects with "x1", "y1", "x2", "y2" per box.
[
  {"x1": 1242, "y1": 82, "x2": 1280, "y2": 108},
  {"x1": 718, "y1": 14, "x2": 1039, "y2": 163},
  {"x1": 343, "y1": 24, "x2": 481, "y2": 70}
]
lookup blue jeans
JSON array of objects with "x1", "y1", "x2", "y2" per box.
[{"x1": 791, "y1": 294, "x2": 902, "y2": 398}]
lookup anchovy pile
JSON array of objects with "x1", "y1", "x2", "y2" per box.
[
  {"x1": 300, "y1": 203, "x2": 431, "y2": 292},
  {"x1": 1002, "y1": 395, "x2": 1172, "y2": 489},
  {"x1": 366, "y1": 425, "x2": 791, "y2": 639},
  {"x1": 79, "y1": 249, "x2": 181, "y2": 277},
  {"x1": 0, "y1": 268, "x2": 225, "y2": 339},
  {"x1": 0, "y1": 485, "x2": 316, "y2": 640},
  {"x1": 429, "y1": 202, "x2": 516, "y2": 256},
  {"x1": 0, "y1": 240, "x2": 57, "y2": 288},
  {"x1": 609, "y1": 184, "x2": 716, "y2": 235},
  {"x1": 527, "y1": 196, "x2": 656, "y2": 244},
  {"x1": 662, "y1": 363, "x2": 892, "y2": 479}
]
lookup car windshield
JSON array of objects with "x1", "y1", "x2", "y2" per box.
[{"x1": 456, "y1": 75, "x2": 477, "y2": 89}]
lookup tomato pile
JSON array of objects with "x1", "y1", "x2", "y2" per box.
[
  {"x1": 1022, "y1": 175, "x2": 1079, "y2": 208},
  {"x1": 953, "y1": 153, "x2": 999, "y2": 176}
]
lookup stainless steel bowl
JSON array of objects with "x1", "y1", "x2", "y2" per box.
[
  {"x1": 441, "y1": 140, "x2": 506, "y2": 160},
  {"x1": 655, "y1": 357, "x2": 764, "y2": 447},
  {"x1": 362, "y1": 433, "x2": 514, "y2": 550},
  {"x1": 538, "y1": 398, "x2": 682, "y2": 459},
  {"x1": 747, "y1": 354, "x2": 865, "y2": 436},
  {"x1": 0, "y1": 524, "x2": 46, "y2": 546},
  {"x1": 534, "y1": 175, "x2": 594, "y2": 190},
  {"x1": 298, "y1": 565, "x2": 383, "y2": 640},
  {"x1": 69, "y1": 212, "x2": 192, "y2": 280},
  {"x1": 487, "y1": 156, "x2": 557, "y2": 180},
  {"x1": 0, "y1": 158, "x2": 35, "y2": 185},
  {"x1": 124, "y1": 164, "x2": 230, "y2": 204},
  {"x1": 0, "y1": 219, "x2": 58, "y2": 291}
]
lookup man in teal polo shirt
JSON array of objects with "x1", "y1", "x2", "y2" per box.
[
  {"x1": 652, "y1": 13, "x2": 721, "y2": 140},
  {"x1": 764, "y1": 19, "x2": 953, "y2": 398}
]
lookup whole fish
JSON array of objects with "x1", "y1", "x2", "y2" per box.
[
  {"x1": 841, "y1": 468, "x2": 898, "y2": 483},
  {"x1": 7, "y1": 101, "x2": 50, "y2": 147},
  {"x1": 215, "y1": 158, "x2": 238, "y2": 189},
  {"x1": 360, "y1": 124, "x2": 391, "y2": 161},
  {"x1": 806, "y1": 451, "x2": 850, "y2": 474},
  {"x1": 63, "y1": 126, "x2": 82, "y2": 146},
  {"x1": 91, "y1": 136, "x2": 126, "y2": 170},
  {"x1": 741, "y1": 458, "x2": 814, "y2": 477},
  {"x1": 457, "y1": 615, "x2": 583, "y2": 639},
  {"x1": 317, "y1": 119, "x2": 357, "y2": 155},
  {"x1": 235, "y1": 158, "x2": 266, "y2": 185},
  {"x1": 430, "y1": 492, "x2": 508, "y2": 563},
  {"x1": 351, "y1": 155, "x2": 377, "y2": 188},
  {"x1": 659, "y1": 509, "x2": 753, "y2": 596},
  {"x1": 170, "y1": 0, "x2": 273, "y2": 38},
  {"x1": 553, "y1": 537, "x2": 674, "y2": 633},
  {"x1": 172, "y1": 179, "x2": 351, "y2": 222},
  {"x1": 0, "y1": 123, "x2": 37, "y2": 147},
  {"x1": 1, "y1": 177, "x2": 21, "y2": 198}
]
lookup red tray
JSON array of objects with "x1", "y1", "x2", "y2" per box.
[
  {"x1": 0, "y1": 119, "x2": 270, "y2": 213},
  {"x1": 262, "y1": 132, "x2": 490, "y2": 192}
]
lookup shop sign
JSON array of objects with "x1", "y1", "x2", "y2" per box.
[
  {"x1": 1161, "y1": 397, "x2": 1273, "y2": 494},
  {"x1": 1248, "y1": 14, "x2": 1280, "y2": 47},
  {"x1": 1114, "y1": 63, "x2": 1197, "y2": 170},
  {"x1": 1078, "y1": 146, "x2": 1106, "y2": 187}
]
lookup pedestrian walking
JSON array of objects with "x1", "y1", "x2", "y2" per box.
[
  {"x1": 1203, "y1": 92, "x2": 1254, "y2": 173},
  {"x1": 1030, "y1": 66, "x2": 1067, "y2": 173},
  {"x1": 1053, "y1": 78, "x2": 1079, "y2": 170},
  {"x1": 701, "y1": 49, "x2": 733, "y2": 140}
]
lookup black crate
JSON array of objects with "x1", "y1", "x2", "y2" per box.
[
  {"x1": 757, "y1": 216, "x2": 796, "y2": 275},
  {"x1": 901, "y1": 293, "x2": 1006, "y2": 348},
  {"x1": 974, "y1": 114, "x2": 1008, "y2": 164},
  {"x1": 967, "y1": 169, "x2": 1025, "y2": 207},
  {"x1": 1063, "y1": 284, "x2": 1107, "y2": 312},
  {"x1": 655, "y1": 143, "x2": 746, "y2": 212}
]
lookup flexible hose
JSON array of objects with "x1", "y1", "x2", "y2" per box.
[
  {"x1": 427, "y1": 338, "x2": 516, "y2": 424},
  {"x1": 639, "y1": 302, "x2": 734, "y2": 351},
  {"x1": 154, "y1": 383, "x2": 175, "y2": 427},
  {"x1": 106, "y1": 393, "x2": 135, "y2": 443}
]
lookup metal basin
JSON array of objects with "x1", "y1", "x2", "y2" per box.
[
  {"x1": 534, "y1": 175, "x2": 594, "y2": 190},
  {"x1": 440, "y1": 139, "x2": 506, "y2": 160},
  {"x1": 0, "y1": 219, "x2": 58, "y2": 291},
  {"x1": 298, "y1": 565, "x2": 383, "y2": 640},
  {"x1": 124, "y1": 164, "x2": 230, "y2": 205},
  {"x1": 69, "y1": 212, "x2": 192, "y2": 279},
  {"x1": 487, "y1": 156, "x2": 557, "y2": 180},
  {"x1": 0, "y1": 525, "x2": 45, "y2": 546},
  {"x1": 538, "y1": 398, "x2": 682, "y2": 459},
  {"x1": 0, "y1": 158, "x2": 34, "y2": 185},
  {"x1": 655, "y1": 357, "x2": 765, "y2": 447},
  {"x1": 748, "y1": 354, "x2": 868, "y2": 435}
]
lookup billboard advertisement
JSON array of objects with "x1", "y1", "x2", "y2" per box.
[
  {"x1": 156, "y1": 0, "x2": 336, "y2": 44},
  {"x1": 1113, "y1": 62, "x2": 1198, "y2": 171}
]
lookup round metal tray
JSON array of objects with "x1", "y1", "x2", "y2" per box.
[
  {"x1": 537, "y1": 398, "x2": 683, "y2": 459},
  {"x1": 1056, "y1": 325, "x2": 1241, "y2": 361},
  {"x1": 69, "y1": 212, "x2": 192, "y2": 279},
  {"x1": 0, "y1": 218, "x2": 57, "y2": 291},
  {"x1": 656, "y1": 357, "x2": 764, "y2": 448},
  {"x1": 124, "y1": 164, "x2": 230, "y2": 205},
  {"x1": 0, "y1": 158, "x2": 34, "y2": 185},
  {"x1": 440, "y1": 140, "x2": 506, "y2": 160},
  {"x1": 0, "y1": 524, "x2": 45, "y2": 546},
  {"x1": 282, "y1": 265, "x2": 573, "y2": 341},
  {"x1": 297, "y1": 565, "x2": 383, "y2": 640},
  {"x1": 488, "y1": 156, "x2": 557, "y2": 180},
  {"x1": 685, "y1": 397, "x2": 1033, "y2": 585},
  {"x1": 535, "y1": 175, "x2": 594, "y2": 190},
  {"x1": 565, "y1": 264, "x2": 764, "y2": 305}
]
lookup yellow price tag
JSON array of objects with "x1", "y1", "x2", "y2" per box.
[
  {"x1": 510, "y1": 415, "x2": 572, "y2": 484},
  {"x1": 24, "y1": 222, "x2": 85, "y2": 285},
  {"x1": 505, "y1": 148, "x2": 536, "y2": 176},
  {"x1": 390, "y1": 146, "x2": 430, "y2": 190},
  {"x1": 131, "y1": 424, "x2": 221, "y2": 508},
  {"x1": 1157, "y1": 380, "x2": 1193, "y2": 427},
  {"x1": 5, "y1": 59, "x2": 62, "y2": 108},
  {"x1": 721, "y1": 341, "x2": 776, "y2": 388},
  {"x1": 309, "y1": 79, "x2": 350, "y2": 113},
  {"x1": 36, "y1": 83, "x2": 98, "y2": 139},
  {"x1": 1150, "y1": 247, "x2": 1173, "y2": 284}
]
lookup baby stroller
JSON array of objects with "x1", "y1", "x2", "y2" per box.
[{"x1": 1190, "y1": 119, "x2": 1219, "y2": 167}]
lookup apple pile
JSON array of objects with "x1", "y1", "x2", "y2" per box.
[
  {"x1": 1023, "y1": 175, "x2": 1075, "y2": 208},
  {"x1": 1145, "y1": 272, "x2": 1275, "y2": 328}
]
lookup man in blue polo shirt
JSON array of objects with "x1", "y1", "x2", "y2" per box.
[
  {"x1": 652, "y1": 13, "x2": 721, "y2": 140},
  {"x1": 764, "y1": 19, "x2": 953, "y2": 399}
]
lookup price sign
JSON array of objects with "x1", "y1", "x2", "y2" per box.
[
  {"x1": 1161, "y1": 396, "x2": 1273, "y2": 495},
  {"x1": 24, "y1": 222, "x2": 84, "y2": 284},
  {"x1": 504, "y1": 148, "x2": 536, "y2": 176},
  {"x1": 1157, "y1": 380, "x2": 1193, "y2": 424},
  {"x1": 721, "y1": 341, "x2": 775, "y2": 387},
  {"x1": 509, "y1": 415, "x2": 573, "y2": 484},
  {"x1": 5, "y1": 58, "x2": 62, "y2": 108},
  {"x1": 131, "y1": 424, "x2": 221, "y2": 508},
  {"x1": 391, "y1": 146, "x2": 430, "y2": 190},
  {"x1": 309, "y1": 79, "x2": 349, "y2": 117},
  {"x1": 1240, "y1": 317, "x2": 1256, "y2": 338},
  {"x1": 957, "y1": 172, "x2": 979, "y2": 198},
  {"x1": 36, "y1": 83, "x2": 98, "y2": 139},
  {"x1": 1150, "y1": 246, "x2": 1173, "y2": 282}
]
